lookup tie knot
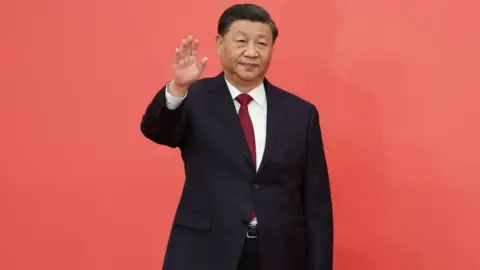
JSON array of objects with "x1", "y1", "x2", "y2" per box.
[{"x1": 236, "y1": 94, "x2": 253, "y2": 106}]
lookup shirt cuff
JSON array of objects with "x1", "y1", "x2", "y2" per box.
[{"x1": 165, "y1": 82, "x2": 187, "y2": 110}]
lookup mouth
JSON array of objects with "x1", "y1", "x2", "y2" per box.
[{"x1": 239, "y1": 63, "x2": 259, "y2": 67}]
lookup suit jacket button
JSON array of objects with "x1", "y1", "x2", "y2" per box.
[{"x1": 253, "y1": 182, "x2": 260, "y2": 190}]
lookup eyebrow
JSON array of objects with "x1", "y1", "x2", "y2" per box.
[{"x1": 234, "y1": 31, "x2": 267, "y2": 38}]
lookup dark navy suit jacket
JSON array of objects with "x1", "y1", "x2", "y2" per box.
[{"x1": 141, "y1": 72, "x2": 333, "y2": 270}]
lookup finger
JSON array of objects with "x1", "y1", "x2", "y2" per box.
[
  {"x1": 191, "y1": 38, "x2": 199, "y2": 57},
  {"x1": 179, "y1": 38, "x2": 187, "y2": 59},
  {"x1": 174, "y1": 47, "x2": 181, "y2": 64},
  {"x1": 185, "y1": 35, "x2": 193, "y2": 57},
  {"x1": 197, "y1": 56, "x2": 208, "y2": 72}
]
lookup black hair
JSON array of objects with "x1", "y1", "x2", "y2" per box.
[{"x1": 217, "y1": 4, "x2": 279, "y2": 42}]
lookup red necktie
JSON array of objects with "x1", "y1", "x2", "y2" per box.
[{"x1": 236, "y1": 93, "x2": 256, "y2": 219}]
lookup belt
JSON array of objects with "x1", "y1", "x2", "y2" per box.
[{"x1": 246, "y1": 225, "x2": 258, "y2": 239}]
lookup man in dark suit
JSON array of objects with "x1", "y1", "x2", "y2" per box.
[{"x1": 141, "y1": 4, "x2": 333, "y2": 270}]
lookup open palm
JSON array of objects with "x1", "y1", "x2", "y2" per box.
[{"x1": 173, "y1": 36, "x2": 208, "y2": 88}]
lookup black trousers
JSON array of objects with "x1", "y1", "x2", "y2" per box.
[{"x1": 237, "y1": 238, "x2": 261, "y2": 270}]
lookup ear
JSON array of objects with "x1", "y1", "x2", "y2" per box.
[{"x1": 215, "y1": 35, "x2": 223, "y2": 56}]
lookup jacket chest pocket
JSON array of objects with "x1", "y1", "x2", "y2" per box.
[{"x1": 173, "y1": 211, "x2": 211, "y2": 231}]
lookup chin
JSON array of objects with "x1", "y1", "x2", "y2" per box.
[
  {"x1": 237, "y1": 70, "x2": 262, "y2": 81},
  {"x1": 239, "y1": 74, "x2": 258, "y2": 81}
]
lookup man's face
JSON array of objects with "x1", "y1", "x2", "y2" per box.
[{"x1": 216, "y1": 20, "x2": 274, "y2": 84}]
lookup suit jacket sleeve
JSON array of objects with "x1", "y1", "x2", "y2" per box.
[
  {"x1": 140, "y1": 83, "x2": 188, "y2": 148},
  {"x1": 304, "y1": 105, "x2": 334, "y2": 270}
]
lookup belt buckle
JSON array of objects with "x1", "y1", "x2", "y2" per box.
[{"x1": 246, "y1": 226, "x2": 258, "y2": 239}]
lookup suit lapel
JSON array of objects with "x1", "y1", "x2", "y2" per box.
[
  {"x1": 205, "y1": 73, "x2": 285, "y2": 174},
  {"x1": 206, "y1": 73, "x2": 256, "y2": 170},
  {"x1": 257, "y1": 78, "x2": 284, "y2": 175}
]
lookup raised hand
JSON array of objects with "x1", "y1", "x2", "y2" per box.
[{"x1": 170, "y1": 35, "x2": 208, "y2": 96}]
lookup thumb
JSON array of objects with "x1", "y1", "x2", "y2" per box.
[{"x1": 198, "y1": 56, "x2": 208, "y2": 72}]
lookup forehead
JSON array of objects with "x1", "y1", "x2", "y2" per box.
[{"x1": 226, "y1": 20, "x2": 272, "y2": 39}]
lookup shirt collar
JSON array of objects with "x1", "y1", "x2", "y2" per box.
[{"x1": 224, "y1": 77, "x2": 266, "y2": 108}]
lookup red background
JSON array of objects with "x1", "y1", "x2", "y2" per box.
[{"x1": 1, "y1": 0, "x2": 479, "y2": 269}]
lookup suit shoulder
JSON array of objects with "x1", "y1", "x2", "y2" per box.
[
  {"x1": 274, "y1": 84, "x2": 317, "y2": 111},
  {"x1": 180, "y1": 76, "x2": 217, "y2": 99},
  {"x1": 189, "y1": 76, "x2": 215, "y2": 90}
]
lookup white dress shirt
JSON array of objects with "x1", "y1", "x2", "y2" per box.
[{"x1": 165, "y1": 78, "x2": 267, "y2": 225}]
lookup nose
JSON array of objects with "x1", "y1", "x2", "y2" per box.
[{"x1": 244, "y1": 42, "x2": 257, "y2": 58}]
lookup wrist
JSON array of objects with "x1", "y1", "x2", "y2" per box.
[{"x1": 168, "y1": 80, "x2": 188, "y2": 97}]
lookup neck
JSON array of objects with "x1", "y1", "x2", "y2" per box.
[{"x1": 224, "y1": 72, "x2": 263, "y2": 93}]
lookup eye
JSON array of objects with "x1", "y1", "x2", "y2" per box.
[
  {"x1": 258, "y1": 42, "x2": 267, "y2": 46},
  {"x1": 236, "y1": 39, "x2": 246, "y2": 43}
]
